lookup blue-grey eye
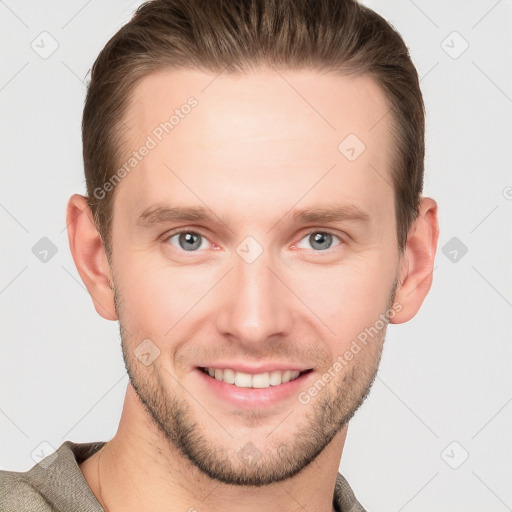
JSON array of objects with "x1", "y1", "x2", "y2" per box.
[
  {"x1": 167, "y1": 232, "x2": 208, "y2": 251},
  {"x1": 296, "y1": 231, "x2": 341, "y2": 251}
]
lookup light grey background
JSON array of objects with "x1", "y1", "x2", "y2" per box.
[{"x1": 1, "y1": 1, "x2": 511, "y2": 511}]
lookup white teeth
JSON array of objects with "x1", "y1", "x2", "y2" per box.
[
  {"x1": 252, "y1": 372, "x2": 270, "y2": 388},
  {"x1": 269, "y1": 371, "x2": 283, "y2": 386},
  {"x1": 203, "y1": 368, "x2": 302, "y2": 388},
  {"x1": 223, "y1": 368, "x2": 235, "y2": 384},
  {"x1": 282, "y1": 370, "x2": 292, "y2": 383},
  {"x1": 234, "y1": 372, "x2": 252, "y2": 388}
]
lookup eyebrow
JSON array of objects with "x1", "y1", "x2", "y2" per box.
[
  {"x1": 286, "y1": 204, "x2": 371, "y2": 225},
  {"x1": 137, "y1": 206, "x2": 223, "y2": 226},
  {"x1": 136, "y1": 204, "x2": 371, "y2": 228}
]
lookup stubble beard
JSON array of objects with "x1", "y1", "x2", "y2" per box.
[{"x1": 114, "y1": 277, "x2": 397, "y2": 486}]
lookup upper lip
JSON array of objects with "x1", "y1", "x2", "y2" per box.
[{"x1": 197, "y1": 363, "x2": 312, "y2": 374}]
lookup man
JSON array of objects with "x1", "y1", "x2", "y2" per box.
[{"x1": 0, "y1": 0, "x2": 439, "y2": 510}]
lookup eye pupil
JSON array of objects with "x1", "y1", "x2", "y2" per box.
[
  {"x1": 310, "y1": 232, "x2": 332, "y2": 250},
  {"x1": 179, "y1": 232, "x2": 202, "y2": 251}
]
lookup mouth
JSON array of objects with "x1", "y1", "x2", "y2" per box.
[{"x1": 199, "y1": 366, "x2": 313, "y2": 389}]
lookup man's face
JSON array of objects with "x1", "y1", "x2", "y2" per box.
[{"x1": 110, "y1": 67, "x2": 401, "y2": 485}]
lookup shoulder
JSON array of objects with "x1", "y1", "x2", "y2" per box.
[
  {"x1": 334, "y1": 471, "x2": 368, "y2": 512},
  {"x1": 0, "y1": 470, "x2": 55, "y2": 511},
  {"x1": 0, "y1": 440, "x2": 106, "y2": 512}
]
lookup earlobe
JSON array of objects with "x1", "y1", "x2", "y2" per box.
[
  {"x1": 390, "y1": 197, "x2": 439, "y2": 324},
  {"x1": 66, "y1": 194, "x2": 118, "y2": 321}
]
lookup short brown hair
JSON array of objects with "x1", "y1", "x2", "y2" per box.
[{"x1": 82, "y1": 0, "x2": 424, "y2": 259}]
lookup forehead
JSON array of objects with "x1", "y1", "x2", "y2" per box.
[{"x1": 117, "y1": 67, "x2": 395, "y2": 228}]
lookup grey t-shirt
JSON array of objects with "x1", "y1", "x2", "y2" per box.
[{"x1": 0, "y1": 441, "x2": 367, "y2": 511}]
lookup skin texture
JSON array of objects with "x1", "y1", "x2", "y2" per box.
[{"x1": 67, "y1": 67, "x2": 439, "y2": 512}]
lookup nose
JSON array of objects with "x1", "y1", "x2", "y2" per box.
[{"x1": 215, "y1": 244, "x2": 294, "y2": 349}]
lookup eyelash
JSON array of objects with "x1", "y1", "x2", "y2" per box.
[{"x1": 161, "y1": 228, "x2": 344, "y2": 254}]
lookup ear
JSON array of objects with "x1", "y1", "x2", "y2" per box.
[
  {"x1": 390, "y1": 197, "x2": 439, "y2": 324},
  {"x1": 66, "y1": 194, "x2": 118, "y2": 321}
]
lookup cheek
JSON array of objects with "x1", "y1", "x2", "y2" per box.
[
  {"x1": 113, "y1": 232, "x2": 397, "y2": 342},
  {"x1": 115, "y1": 257, "x2": 215, "y2": 332},
  {"x1": 291, "y1": 260, "x2": 394, "y2": 338}
]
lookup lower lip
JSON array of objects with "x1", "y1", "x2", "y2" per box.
[{"x1": 195, "y1": 368, "x2": 313, "y2": 409}]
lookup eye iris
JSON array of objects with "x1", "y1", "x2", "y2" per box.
[
  {"x1": 310, "y1": 232, "x2": 332, "y2": 250},
  {"x1": 179, "y1": 232, "x2": 202, "y2": 251},
  {"x1": 174, "y1": 232, "x2": 335, "y2": 251}
]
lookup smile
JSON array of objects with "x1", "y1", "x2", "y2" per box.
[{"x1": 200, "y1": 367, "x2": 311, "y2": 389}]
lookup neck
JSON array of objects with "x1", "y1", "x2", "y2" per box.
[{"x1": 81, "y1": 384, "x2": 347, "y2": 512}]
